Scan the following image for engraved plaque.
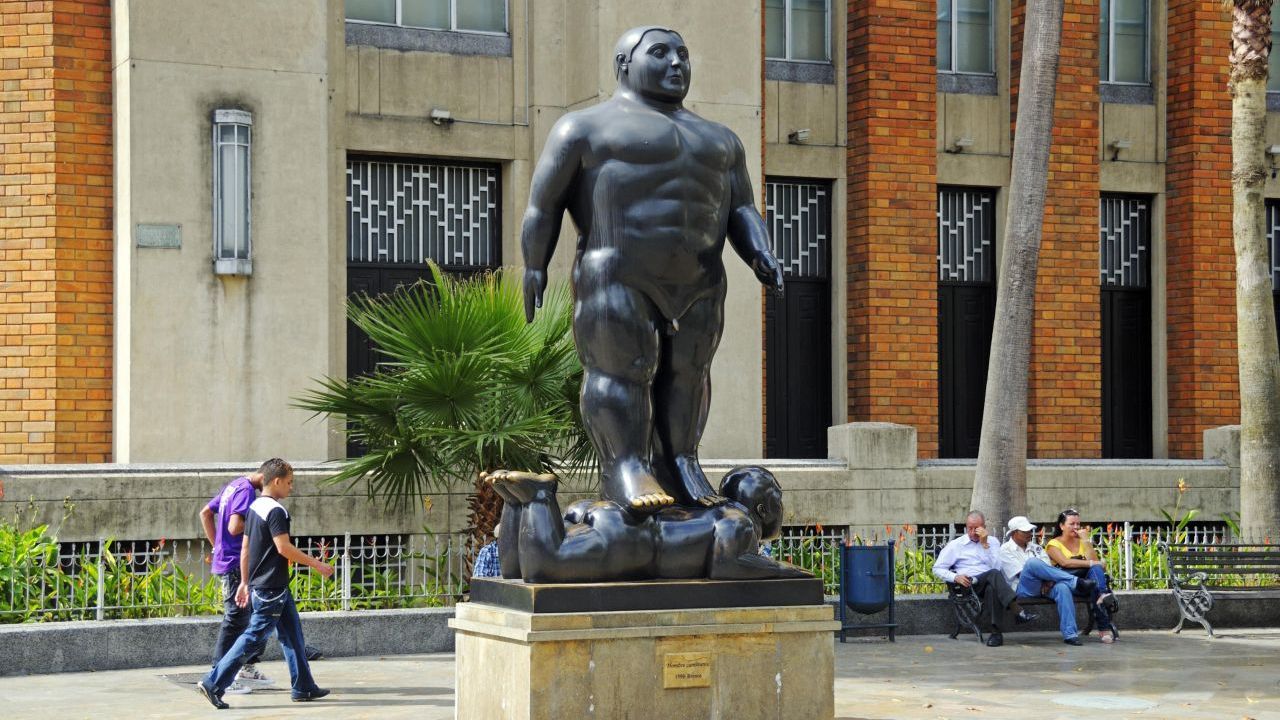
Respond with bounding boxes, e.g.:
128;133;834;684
135;223;181;248
662;652;711;689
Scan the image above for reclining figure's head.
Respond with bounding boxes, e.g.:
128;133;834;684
719;465;784;540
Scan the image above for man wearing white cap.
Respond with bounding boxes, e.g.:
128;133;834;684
999;516;1096;646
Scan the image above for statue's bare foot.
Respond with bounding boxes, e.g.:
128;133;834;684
674;454;729;507
485;469;558;505
610;459;675;514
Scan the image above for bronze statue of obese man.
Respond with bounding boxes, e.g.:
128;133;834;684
521;26;784;514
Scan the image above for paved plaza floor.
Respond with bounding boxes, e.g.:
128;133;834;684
1;628;1276;719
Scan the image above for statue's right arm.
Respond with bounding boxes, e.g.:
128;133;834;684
521;116;585;322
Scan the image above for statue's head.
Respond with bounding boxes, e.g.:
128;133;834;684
720;466;784;540
613;26;691;104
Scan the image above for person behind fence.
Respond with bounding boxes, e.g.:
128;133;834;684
932;510;1037;647
998;515;1097;646
198;459;275;694
472;525;501;578
1045;508;1119;643
197;459;335;710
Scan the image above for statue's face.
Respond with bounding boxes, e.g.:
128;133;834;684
624;30;691;103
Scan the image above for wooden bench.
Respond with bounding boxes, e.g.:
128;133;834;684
1160;542;1280;637
947;581;1097;643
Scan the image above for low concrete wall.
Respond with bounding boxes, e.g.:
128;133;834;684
0;607;456;677
0;424;1242;540
3;588;1277;676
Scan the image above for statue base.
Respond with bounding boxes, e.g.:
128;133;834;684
469;576;824;613
450;592;839;720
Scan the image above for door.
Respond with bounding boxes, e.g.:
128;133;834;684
1100;195;1153;458
764;179;832;459
937;188;997;458
345;157;502;455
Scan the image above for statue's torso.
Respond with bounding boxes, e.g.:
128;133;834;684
566;100;738;318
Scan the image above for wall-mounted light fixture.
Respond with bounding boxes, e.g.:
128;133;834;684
787;128;811;144
1266;144;1280;179
212;109;252;276
430;108;454;126
1108;139;1132;161
946;136;974;153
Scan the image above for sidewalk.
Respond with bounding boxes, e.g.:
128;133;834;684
1;629;1276;719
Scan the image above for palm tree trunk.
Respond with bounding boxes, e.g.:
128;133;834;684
971;0;1064;530
1229;0;1280;538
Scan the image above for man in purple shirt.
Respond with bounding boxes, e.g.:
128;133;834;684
199;460;273;691
932;510;1037;647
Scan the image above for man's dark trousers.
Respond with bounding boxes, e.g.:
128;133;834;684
212;569;263;667
971;569;1016;631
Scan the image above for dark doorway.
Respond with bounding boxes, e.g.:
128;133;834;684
937;188;997;458
345;264;437;381
1100;195;1153;458
764;179;832;459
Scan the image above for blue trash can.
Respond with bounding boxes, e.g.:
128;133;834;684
838;539;896;641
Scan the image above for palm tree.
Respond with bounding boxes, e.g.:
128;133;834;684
971;0;1064;529
296;264;594;550
1226;0;1280;537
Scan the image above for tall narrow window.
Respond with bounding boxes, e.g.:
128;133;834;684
1265;200;1280;348
346;0;507;34
1100;195;1153;458
765;0;830;62
937;187;996;458
1270;11;1280;92
1101;0;1149;84
938;0;993;75
212;109;252;276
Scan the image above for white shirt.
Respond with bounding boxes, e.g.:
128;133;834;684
932;534;1000;584
998;537;1049;588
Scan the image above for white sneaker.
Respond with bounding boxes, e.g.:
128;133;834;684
223;680;252;695
237;664;275;687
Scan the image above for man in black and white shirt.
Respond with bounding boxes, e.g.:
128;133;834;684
197;459;334;709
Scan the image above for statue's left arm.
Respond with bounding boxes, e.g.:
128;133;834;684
725;133;784;294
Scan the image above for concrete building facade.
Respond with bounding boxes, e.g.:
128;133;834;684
1;0;1267;469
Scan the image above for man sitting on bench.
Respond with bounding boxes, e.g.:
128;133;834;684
998;515;1096;646
933;511;1037;647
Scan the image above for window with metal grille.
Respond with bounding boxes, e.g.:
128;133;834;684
1266;200;1280;290
1099;195;1150;288
937;187;995;283
764;179;830;279
346;158;501;268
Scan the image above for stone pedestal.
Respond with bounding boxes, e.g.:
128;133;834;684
450;601;839;720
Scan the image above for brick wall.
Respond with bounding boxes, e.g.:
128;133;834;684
1025;0;1103;457
0;0;112;463
1166;0;1237;458
846;0;939;456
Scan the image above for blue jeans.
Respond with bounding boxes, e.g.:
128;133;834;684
1016;559;1081;639
202;587;319;697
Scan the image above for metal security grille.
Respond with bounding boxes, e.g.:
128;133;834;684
937;188;995;283
764;179;830;279
1100;195;1150;288
346;158;500;267
1266;200;1280;289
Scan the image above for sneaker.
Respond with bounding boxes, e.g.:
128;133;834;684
1063;636;1083;646
291;688;331;702
195;681;229;710
237;664;275;687
224;681;252;695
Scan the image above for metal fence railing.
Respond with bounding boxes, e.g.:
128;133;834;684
5;523;1273;623
0;533;475;624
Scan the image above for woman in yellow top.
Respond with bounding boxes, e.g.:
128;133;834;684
1045;509;1119;643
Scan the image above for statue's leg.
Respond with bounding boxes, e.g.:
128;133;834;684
486;477;523;580
654;290;727;507
575;284;674;513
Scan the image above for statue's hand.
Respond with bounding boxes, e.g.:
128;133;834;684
523;268;547;323
752;254;784;296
